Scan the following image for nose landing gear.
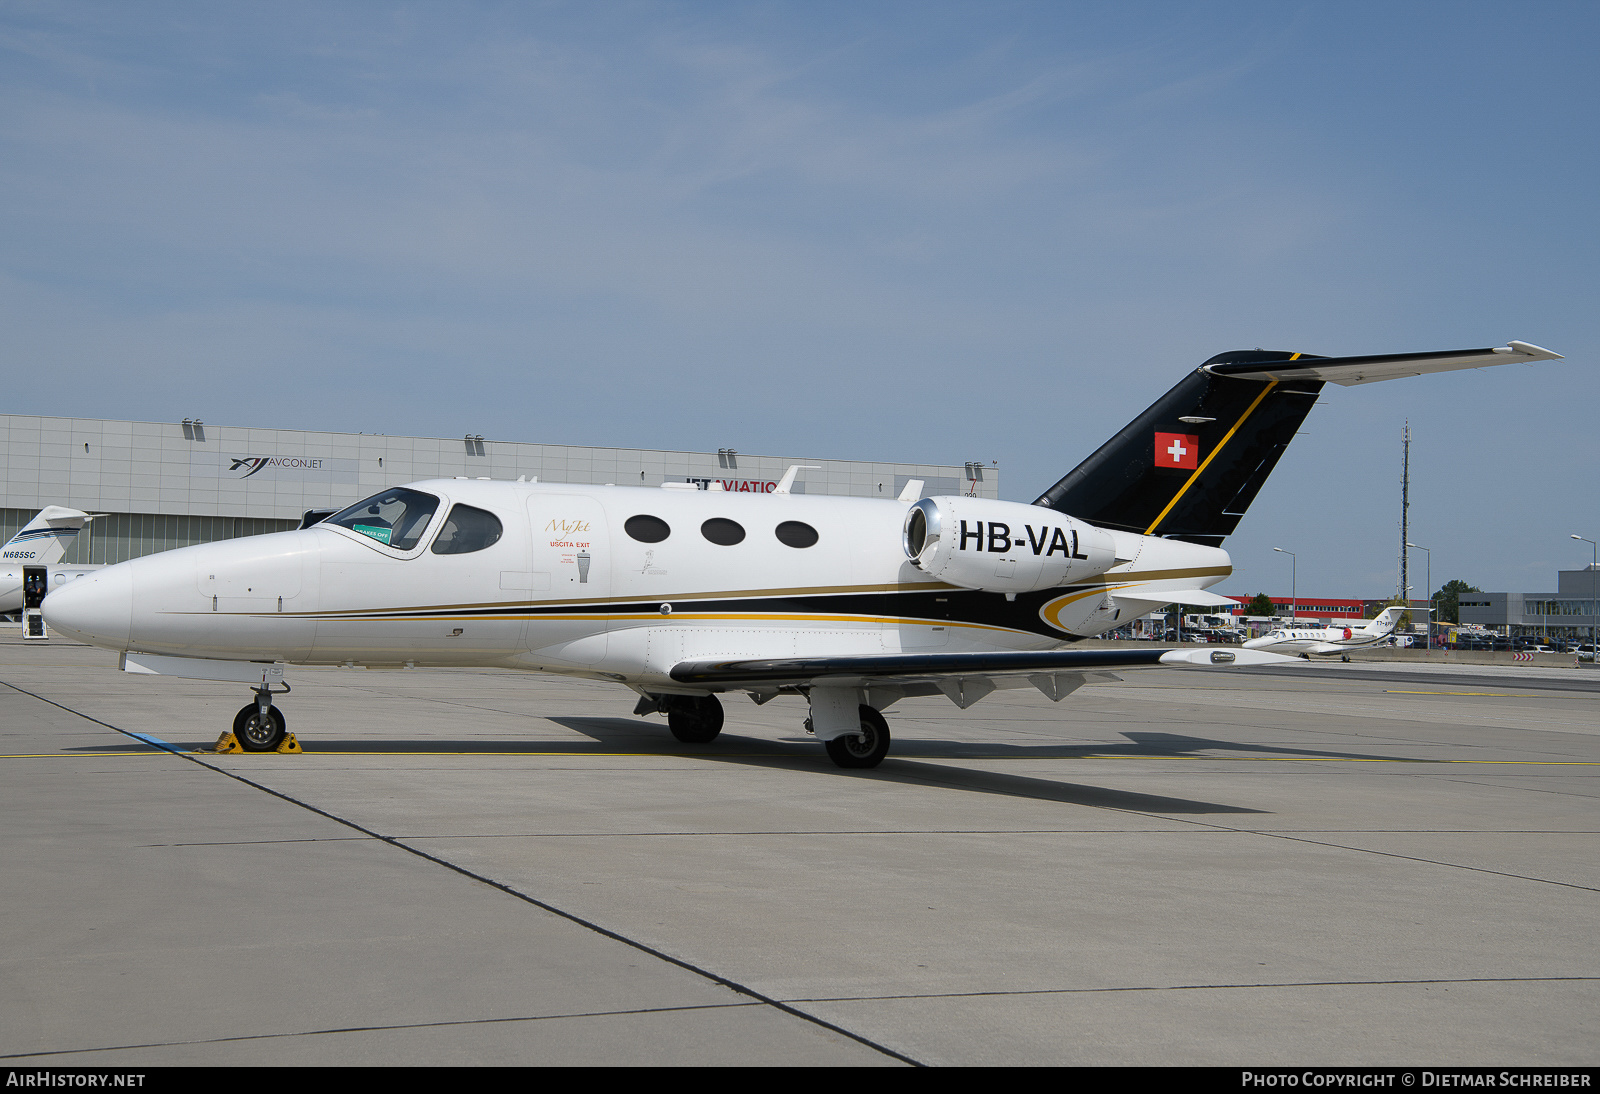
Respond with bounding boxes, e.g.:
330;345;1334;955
229;682;293;752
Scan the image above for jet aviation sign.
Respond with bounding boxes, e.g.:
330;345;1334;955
685;478;784;493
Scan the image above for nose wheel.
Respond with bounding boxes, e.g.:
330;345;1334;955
232;683;291;752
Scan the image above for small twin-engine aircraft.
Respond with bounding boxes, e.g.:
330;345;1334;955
1;506;98;616
44;340;1560;767
1243;606;1409;660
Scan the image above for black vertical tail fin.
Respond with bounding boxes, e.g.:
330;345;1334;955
1034;352;1324;547
1033;341;1561;548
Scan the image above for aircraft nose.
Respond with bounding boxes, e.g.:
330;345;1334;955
43;564;133;649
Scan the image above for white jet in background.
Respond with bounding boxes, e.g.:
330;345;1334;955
1;506;99;617
1243;606;1409;660
44;340;1562;767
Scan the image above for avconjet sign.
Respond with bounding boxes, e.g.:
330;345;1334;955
190;452;359;484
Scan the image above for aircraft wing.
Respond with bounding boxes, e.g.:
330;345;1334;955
671;646;1295;703
1203;341;1562;387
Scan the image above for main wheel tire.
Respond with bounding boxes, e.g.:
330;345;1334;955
233;702;287;752
824;705;891;769
667;695;724;744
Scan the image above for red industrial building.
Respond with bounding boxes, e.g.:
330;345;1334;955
1223;596;1426;621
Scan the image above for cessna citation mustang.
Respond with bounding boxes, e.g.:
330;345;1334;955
44;340;1561;767
1243;606;1408;660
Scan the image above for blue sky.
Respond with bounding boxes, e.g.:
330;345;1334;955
2;1;1596;598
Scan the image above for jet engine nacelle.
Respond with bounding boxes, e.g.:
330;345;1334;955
902;497;1116;594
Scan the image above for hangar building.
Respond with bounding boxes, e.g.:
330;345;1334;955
0;414;997;565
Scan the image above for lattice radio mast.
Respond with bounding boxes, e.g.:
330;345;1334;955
1397;421;1410;602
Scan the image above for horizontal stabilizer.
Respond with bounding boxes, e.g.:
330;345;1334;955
1204;341;1562;387
1140;589;1239;608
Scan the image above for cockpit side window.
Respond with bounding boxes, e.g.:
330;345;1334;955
327;488;441;551
432;504;504;555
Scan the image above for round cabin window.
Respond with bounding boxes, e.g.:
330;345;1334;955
701;518;746;546
624;515;671;543
775;520;819;548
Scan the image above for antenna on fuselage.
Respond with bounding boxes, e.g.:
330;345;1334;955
774;465;821;495
895;480;924;503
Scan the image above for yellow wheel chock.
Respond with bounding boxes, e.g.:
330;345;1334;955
207;732;302;754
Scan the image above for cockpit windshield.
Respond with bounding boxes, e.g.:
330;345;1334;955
326;488;440;551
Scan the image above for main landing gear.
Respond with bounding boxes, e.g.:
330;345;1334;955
635;692;891;769
820;706;892;770
668;695;724;743
232;682;291;752
660;694;724;743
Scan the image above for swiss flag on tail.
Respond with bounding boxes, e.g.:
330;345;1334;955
1155;432;1199;470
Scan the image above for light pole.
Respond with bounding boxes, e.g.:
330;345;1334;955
1406;542;1431;649
1574;536;1597;664
1273;547;1296;623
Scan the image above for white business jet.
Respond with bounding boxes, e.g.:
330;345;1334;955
1;506;98;615
44;340;1561;767
1243;606;1408;660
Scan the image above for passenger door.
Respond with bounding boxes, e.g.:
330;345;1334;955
525;495;611;663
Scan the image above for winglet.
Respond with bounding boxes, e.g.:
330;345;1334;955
1501;341;1563;362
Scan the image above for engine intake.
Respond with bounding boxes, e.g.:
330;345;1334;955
903;497;1115;594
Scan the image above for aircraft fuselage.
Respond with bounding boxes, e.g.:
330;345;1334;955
44;478;1230;691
